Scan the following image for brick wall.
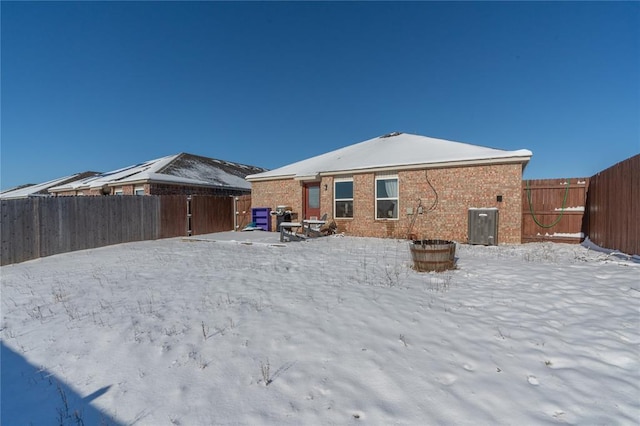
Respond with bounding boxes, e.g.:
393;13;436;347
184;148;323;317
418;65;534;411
148;183;249;197
400;164;521;243
250;179;305;230
251;162;524;243
54;183;249;197
120;185;135;195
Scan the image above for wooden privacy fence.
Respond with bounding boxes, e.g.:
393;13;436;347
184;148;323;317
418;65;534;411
1;195;238;266
234;194;252;231
522;178;590;244
583;154;639;256
160;195;190;239
189;195;234;236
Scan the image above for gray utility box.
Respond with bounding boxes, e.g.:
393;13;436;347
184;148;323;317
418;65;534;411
468;208;499;245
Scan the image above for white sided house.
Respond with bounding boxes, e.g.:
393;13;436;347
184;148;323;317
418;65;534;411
246;132;532;244
50;153;267;197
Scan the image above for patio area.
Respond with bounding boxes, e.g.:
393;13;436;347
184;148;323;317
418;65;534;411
184;229;286;245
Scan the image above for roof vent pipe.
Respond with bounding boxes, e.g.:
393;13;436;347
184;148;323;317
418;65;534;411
381;132;402;138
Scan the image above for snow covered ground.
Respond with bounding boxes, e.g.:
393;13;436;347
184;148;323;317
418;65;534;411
1;232;638;425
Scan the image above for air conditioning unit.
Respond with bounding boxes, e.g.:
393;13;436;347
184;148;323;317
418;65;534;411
468;208;498;245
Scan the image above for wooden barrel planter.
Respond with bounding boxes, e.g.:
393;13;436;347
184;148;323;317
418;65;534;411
410;240;456;272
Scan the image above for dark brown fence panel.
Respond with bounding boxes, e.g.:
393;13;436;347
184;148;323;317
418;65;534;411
191;196;234;235
159;195;188;238
234;195;252;231
522;178;590;244
584;155;639;255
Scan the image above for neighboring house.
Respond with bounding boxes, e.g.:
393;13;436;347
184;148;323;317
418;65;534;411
49;153;267;197
0;172;99;200
246;132;533;244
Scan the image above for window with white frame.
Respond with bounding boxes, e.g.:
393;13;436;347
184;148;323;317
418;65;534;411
134;186;145;195
334;179;353;218
114;187;123;195
375;175;398;219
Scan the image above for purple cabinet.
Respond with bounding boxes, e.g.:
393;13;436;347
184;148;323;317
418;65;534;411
251;208;272;231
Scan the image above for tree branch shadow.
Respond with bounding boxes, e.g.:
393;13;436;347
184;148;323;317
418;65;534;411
1;341;123;425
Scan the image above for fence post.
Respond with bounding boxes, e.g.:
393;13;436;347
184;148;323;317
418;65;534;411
187;195;192;236
33;198;41;260
233;196;238;231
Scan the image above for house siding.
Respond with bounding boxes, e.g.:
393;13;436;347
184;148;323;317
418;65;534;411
251;163;523;243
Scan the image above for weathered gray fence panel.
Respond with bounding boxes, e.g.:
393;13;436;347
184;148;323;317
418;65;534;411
1;195;233;265
1;196;161;266
1;199;36;264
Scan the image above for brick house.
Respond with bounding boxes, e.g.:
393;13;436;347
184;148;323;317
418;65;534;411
246;132;532;244
49;153;267;197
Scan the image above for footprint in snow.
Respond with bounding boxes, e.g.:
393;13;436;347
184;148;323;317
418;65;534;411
435;374;457;386
527;375;539;385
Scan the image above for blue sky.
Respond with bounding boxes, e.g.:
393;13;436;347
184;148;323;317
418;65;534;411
1;1;638;190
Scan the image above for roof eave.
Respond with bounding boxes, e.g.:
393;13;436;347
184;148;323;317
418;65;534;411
51;178;243;192
49;185;86;193
246;173;297;183
94;178;152;188
248;155;532;182
293;174;320;181
108;177;250;191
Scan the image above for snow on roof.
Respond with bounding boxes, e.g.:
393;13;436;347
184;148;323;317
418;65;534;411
246;132;533;181
157;154;264;189
49;154;178;191
0;173;98;200
49;153;267;192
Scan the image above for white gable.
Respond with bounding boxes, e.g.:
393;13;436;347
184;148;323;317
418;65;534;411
246;132;532;181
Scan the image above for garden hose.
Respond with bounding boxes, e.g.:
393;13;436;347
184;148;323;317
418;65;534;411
526;179;569;228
